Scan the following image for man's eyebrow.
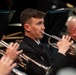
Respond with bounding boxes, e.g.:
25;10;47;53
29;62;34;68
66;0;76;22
36;21;43;25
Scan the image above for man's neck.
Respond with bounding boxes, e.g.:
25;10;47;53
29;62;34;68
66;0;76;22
25;33;40;45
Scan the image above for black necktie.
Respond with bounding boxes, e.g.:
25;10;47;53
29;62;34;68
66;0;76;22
39;43;45;53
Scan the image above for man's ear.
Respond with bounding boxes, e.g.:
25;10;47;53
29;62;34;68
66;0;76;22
24;24;31;32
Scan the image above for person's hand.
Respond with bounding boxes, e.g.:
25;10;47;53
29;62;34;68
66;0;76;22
0;56;17;75
57;35;74;55
5;42;23;61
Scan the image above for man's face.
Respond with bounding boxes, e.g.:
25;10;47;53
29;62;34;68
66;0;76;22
68;27;76;41
25;18;45;40
67;19;76;41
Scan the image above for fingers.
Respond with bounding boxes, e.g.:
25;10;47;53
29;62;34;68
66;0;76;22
62;35;71;41
0;55;6;61
5;42;22;61
0;56;17;70
0;56;14;65
69;40;74;46
57;35;74;55
62;35;74;44
7;42;19;50
11;42;19;50
16;50;23;55
10;63;17;70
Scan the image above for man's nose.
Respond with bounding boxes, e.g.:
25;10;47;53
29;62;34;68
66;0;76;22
42;24;45;30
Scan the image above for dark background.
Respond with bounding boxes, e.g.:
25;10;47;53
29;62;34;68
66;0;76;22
0;0;76;23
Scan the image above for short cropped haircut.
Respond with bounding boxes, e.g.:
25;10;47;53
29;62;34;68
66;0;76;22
20;8;45;26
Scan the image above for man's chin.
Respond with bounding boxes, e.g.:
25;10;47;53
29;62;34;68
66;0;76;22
39;36;43;39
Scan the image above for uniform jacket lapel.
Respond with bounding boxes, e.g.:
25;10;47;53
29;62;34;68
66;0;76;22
23;36;52;66
23;36;45;56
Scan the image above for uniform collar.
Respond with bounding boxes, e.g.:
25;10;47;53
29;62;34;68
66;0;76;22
34;40;41;45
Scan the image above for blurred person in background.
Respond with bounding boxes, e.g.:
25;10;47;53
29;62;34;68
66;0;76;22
56;67;76;75
65;16;76;68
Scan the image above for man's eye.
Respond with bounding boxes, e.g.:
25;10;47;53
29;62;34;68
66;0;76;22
36;21;43;25
37;22;42;25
